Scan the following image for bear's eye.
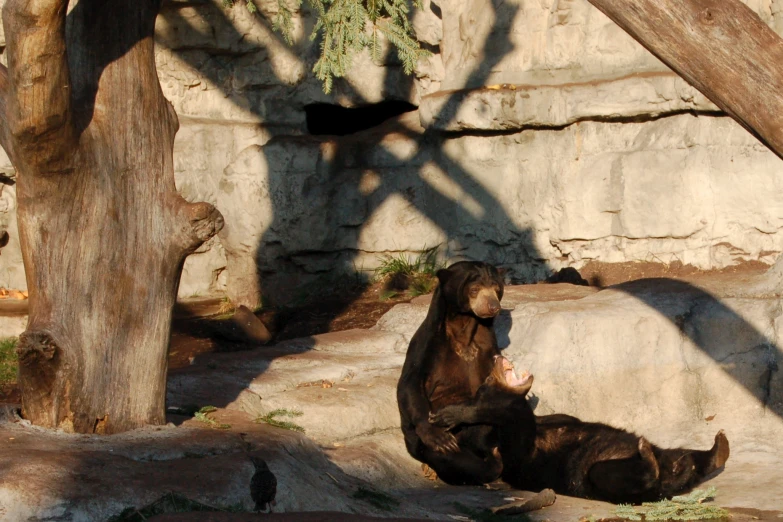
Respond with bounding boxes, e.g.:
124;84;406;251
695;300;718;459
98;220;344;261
469;287;479;297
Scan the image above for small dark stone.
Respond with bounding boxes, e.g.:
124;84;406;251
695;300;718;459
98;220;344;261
545;267;589;286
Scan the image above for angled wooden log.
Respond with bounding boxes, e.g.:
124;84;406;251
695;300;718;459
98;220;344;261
586;0;783;157
586;0;783;292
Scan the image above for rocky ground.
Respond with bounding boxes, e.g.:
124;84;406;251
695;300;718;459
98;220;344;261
2;266;783;521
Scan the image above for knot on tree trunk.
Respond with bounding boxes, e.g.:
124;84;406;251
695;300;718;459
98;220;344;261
17;331;59;367
17;330;67;429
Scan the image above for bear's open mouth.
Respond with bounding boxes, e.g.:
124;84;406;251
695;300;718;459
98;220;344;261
494;356;532;388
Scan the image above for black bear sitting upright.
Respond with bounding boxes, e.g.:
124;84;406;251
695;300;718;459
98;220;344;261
430;356;730;503
397;261;506;485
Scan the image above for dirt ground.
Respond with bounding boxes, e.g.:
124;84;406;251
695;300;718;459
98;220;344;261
0;260;770;405
578;259;769;287
160;259;773;372
167;282;415;370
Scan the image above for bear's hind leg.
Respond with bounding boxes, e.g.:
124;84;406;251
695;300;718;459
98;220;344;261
694;430;730;476
421;446;503;486
585;438;661;503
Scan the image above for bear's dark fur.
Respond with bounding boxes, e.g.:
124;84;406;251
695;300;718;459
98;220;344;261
397;261;506;485
430;356;730;503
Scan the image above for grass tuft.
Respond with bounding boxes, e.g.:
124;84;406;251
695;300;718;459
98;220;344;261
379;290;399;301
255;408;305;433
374;246;443;300
193;405;231;430
374;245;441;279
0;337;19;385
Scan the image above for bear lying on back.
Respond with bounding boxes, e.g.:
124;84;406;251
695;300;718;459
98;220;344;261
397;261;506;485
430;356;730;503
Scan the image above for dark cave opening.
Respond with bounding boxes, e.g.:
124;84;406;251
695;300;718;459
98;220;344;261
305;100;418;136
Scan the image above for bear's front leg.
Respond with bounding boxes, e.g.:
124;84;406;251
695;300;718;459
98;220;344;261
416;421;461;453
429;404;480;430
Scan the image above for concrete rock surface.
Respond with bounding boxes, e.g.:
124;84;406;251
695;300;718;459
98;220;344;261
4;279;783;519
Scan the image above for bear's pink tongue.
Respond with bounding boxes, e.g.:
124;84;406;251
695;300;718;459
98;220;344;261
504;366;531;387
495;356;532;387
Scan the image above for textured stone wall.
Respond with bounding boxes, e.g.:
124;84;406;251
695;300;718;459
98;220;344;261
1;0;783;306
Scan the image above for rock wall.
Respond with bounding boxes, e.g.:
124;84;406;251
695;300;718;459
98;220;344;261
1;0;783;305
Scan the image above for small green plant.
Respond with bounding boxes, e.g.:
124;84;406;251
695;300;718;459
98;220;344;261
351;487;400;512
613;487;729;521
194;406;231;430
0;337;19;385
255;408;305;432
374;246;443;299
379;289;399;301
409;273;437;297
453;502;532;522
374;246;438;279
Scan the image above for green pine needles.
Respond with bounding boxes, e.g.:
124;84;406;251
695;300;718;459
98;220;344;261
194;405;232;429
255;408;306;432
222;0;258;14
613;487;729;521
224;0;430;93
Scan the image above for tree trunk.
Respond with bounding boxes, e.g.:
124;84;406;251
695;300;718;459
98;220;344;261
0;0;223;434
585;0;783;292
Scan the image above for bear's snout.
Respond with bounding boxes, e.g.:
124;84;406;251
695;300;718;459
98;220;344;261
470;288;502;318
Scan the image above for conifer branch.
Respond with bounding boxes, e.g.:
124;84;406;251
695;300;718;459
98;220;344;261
224;0;430;93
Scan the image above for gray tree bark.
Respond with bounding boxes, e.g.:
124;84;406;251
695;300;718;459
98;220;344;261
586;0;783;294
0;0;223;433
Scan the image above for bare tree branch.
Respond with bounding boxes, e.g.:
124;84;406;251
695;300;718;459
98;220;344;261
586;0;783;160
3;0;74;172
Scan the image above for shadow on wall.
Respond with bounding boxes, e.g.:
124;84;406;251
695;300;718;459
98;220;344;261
157;0;546;306
615;279;782;420
158;0;781;430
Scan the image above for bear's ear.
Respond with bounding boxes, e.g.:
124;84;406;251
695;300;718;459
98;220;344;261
436;268;451;285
